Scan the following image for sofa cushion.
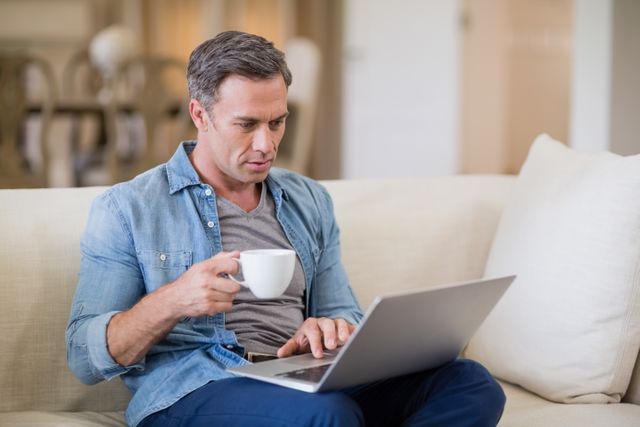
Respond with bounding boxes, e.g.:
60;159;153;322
498;381;640;426
466;134;640;403
0;411;125;426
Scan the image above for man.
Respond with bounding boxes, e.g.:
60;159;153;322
66;31;505;426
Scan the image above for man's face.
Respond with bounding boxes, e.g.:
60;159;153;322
194;74;288;188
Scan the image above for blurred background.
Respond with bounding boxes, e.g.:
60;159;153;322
0;0;638;188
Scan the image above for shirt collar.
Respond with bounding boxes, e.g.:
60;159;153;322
166;141;291;202
265;170;290;205
166;141;202;194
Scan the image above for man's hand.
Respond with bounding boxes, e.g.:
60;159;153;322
277;317;357;359
166;250;242;318
107;251;241;367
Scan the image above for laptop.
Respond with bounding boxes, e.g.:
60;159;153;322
227;275;515;392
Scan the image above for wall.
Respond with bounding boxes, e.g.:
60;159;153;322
569;0;613;152
460;0;573;175
341;0;460;179
609;0;640;156
459;0;509;173
504;0;572;173
570;0;640;155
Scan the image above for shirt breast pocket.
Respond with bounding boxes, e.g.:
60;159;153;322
137;249;193;290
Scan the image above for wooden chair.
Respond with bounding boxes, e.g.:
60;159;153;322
62;49;103;99
0;53;56;188
61;49;107;186
103;55;191;183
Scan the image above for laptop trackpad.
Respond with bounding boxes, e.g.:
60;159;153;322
275;363;332;383
281;352;337;366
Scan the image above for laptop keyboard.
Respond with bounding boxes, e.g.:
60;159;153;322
275;363;332;383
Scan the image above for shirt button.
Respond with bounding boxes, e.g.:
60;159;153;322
226;345;234;350
207;221;214;228
205;189;212;196
159;253;167;261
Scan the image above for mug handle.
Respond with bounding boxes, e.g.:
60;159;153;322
227;258;249;287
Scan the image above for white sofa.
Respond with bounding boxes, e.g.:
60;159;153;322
1;175;639;426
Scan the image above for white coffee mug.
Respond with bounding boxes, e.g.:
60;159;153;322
229;249;296;298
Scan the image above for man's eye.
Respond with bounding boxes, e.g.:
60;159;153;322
238;122;255;130
269;120;284;130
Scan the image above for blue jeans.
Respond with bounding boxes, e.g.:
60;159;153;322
138;359;506;427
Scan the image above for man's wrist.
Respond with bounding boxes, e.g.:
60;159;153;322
146;282;186;324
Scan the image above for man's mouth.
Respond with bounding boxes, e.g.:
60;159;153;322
246;159;273;171
247;158;272;165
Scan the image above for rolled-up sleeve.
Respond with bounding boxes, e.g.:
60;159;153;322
66;190;145;384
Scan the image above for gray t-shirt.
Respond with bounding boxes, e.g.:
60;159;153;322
219;183;305;355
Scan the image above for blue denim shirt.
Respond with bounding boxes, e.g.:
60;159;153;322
66;141;363;426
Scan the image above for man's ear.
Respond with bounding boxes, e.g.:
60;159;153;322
189;99;211;132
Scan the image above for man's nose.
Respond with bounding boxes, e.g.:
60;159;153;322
252;125;276;153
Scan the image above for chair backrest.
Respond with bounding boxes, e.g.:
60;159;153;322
0;53;56;188
275;37;322;175
62;49;104;101
105;55;191;183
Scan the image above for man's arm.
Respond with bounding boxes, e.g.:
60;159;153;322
106;252;241;367
66;192;240;383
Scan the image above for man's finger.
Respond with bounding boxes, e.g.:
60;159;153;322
203;251;241;275
336;319;353;344
300;320;325;358
209;276;241;294
318;317;338;350
207;288;239;302
277;338;298;358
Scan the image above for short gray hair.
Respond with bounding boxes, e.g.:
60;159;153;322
187;31;292;112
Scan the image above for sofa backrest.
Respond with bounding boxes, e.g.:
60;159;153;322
323;176;513;309
1;175;638;412
0;186;131;412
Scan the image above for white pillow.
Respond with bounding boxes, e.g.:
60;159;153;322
466;134;640;403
